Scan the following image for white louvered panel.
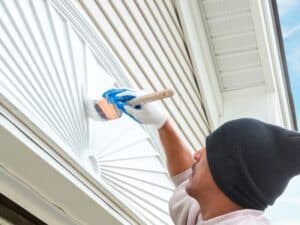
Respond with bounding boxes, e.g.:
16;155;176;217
78;0;210;150
104;178;170;225
212;32;257;54
216;50;261;72
203;0;250;19
120;0;209;145
80;1;152;90
101;167;174;195
0;0;88;153
221;67;265;91
0;0;175;224
89;116;174;225
93;0;203;148
131;0;208;133
207;12;254;37
104;170;171;201
112;0;208;143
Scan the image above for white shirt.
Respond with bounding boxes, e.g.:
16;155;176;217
169;168;271;225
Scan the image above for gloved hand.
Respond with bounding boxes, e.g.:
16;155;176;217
102;88;168;129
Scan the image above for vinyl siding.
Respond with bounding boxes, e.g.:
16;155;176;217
78;0;210;150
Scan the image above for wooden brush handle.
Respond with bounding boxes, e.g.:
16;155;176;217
129;89;174;105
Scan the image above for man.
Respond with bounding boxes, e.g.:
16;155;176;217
103;88;300;225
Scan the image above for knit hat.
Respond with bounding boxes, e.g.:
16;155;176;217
206;118;300;210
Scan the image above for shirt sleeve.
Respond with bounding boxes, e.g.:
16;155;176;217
169;168;200;225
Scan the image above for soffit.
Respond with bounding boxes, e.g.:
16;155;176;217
199;0;265;91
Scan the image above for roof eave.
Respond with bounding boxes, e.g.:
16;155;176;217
270;0;298;130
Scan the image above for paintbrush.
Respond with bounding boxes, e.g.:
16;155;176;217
86;89;174;121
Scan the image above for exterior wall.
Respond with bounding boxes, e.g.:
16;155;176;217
219;86;283;126
1;0;295;224
0;118;131;225
175;0;296;130
77;0;210;149
0;0;210;224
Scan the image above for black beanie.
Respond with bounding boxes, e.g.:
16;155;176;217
206;118;300;210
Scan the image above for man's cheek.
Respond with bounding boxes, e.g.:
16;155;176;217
186;178;193;195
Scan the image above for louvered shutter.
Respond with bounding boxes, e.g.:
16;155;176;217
0;0;210;224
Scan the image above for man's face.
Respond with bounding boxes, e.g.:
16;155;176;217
186;148;217;199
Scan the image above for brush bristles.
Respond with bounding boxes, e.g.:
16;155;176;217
85;99;121;121
97;99;120;120
85;99;107;121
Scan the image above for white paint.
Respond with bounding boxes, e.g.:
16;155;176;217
85;51;116;100
176;0;295;129
219;86;267;124
250;0;295;129
219;84;287;127
0;0;176;224
0;167;78;225
78;0;210;150
0;113;134;225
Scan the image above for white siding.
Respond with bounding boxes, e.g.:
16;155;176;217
78;0;210;149
0;0;210;224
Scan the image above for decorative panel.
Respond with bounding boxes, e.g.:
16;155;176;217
0;0;88;154
78;0;210;150
0;0;175;224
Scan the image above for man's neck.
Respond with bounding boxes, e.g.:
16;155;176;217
197;193;242;220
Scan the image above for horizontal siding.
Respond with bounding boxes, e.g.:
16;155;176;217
78;0;210;149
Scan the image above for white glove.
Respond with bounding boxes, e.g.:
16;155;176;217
102;88;168;129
